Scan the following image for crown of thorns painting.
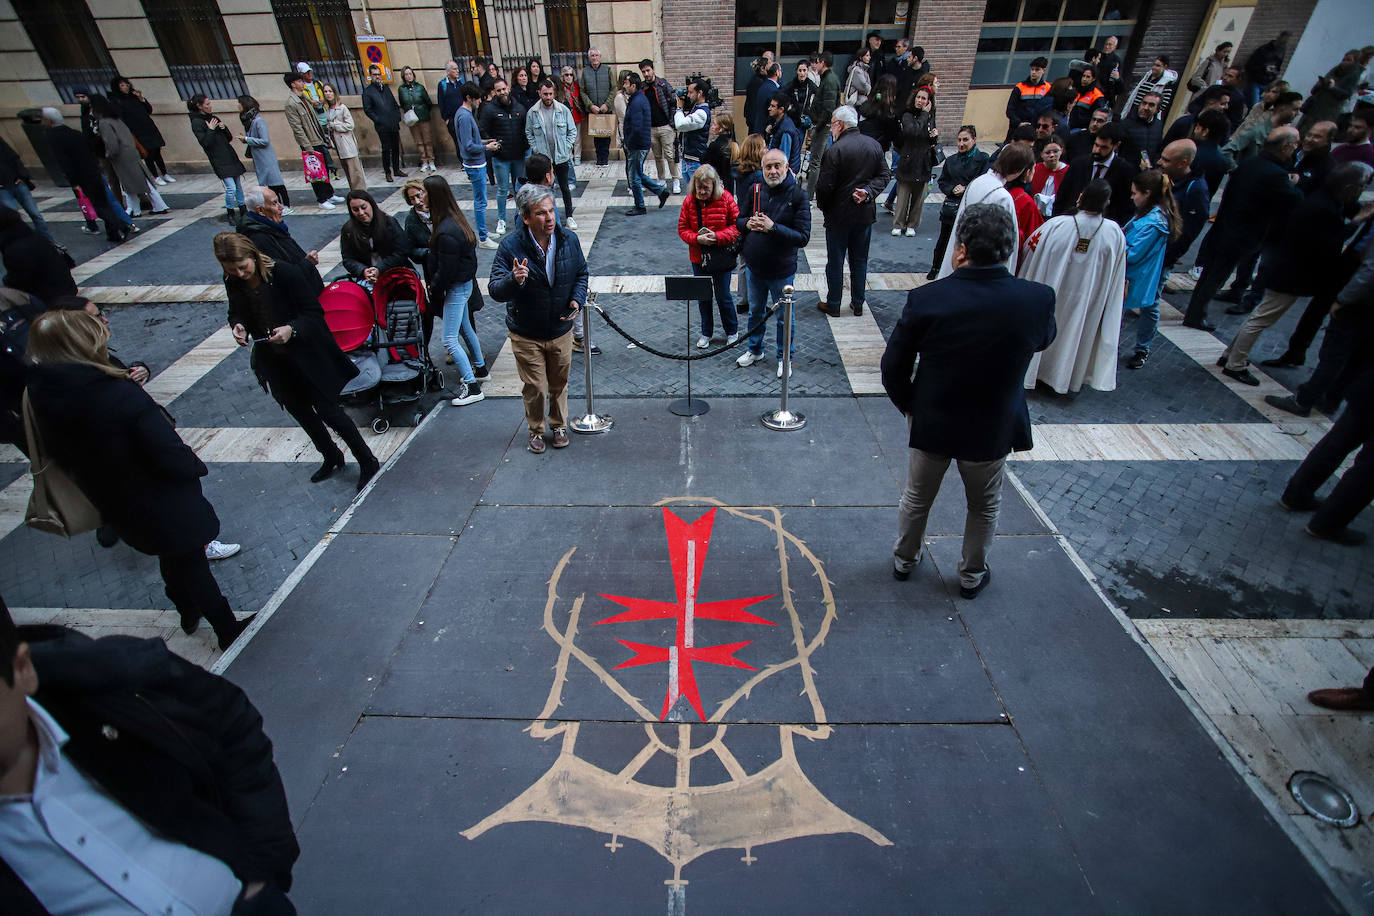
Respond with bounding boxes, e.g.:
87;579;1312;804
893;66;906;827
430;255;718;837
463;498;891;902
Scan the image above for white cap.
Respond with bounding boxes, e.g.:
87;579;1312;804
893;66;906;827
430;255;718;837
296;62;312;74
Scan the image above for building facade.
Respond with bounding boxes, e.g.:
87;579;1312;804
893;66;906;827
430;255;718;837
0;0;1334;174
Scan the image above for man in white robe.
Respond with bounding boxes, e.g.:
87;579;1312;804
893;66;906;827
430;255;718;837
935;144;1036;278
1019;179;1127;394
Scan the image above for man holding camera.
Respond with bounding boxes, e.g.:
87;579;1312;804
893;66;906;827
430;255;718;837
674;78;713;186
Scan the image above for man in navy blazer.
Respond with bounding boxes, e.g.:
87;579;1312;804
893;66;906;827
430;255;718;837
880;203;1057;598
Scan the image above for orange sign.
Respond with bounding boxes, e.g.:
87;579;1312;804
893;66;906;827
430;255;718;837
356;35;392;80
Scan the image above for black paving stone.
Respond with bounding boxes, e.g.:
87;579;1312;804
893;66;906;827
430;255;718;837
49;216;174;266
104;300;227;377
588;205;811;275
925;534;1337;912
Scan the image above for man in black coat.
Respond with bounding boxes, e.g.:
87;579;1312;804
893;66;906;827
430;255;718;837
1182;126;1302;330
814;106;890;317
361;64;406;181
0;599;299;914
40;108;133;243
1119;90;1165;166
239;186;323;294
1052;122;1138;224
881;203;1056;598
1218;164;1371;384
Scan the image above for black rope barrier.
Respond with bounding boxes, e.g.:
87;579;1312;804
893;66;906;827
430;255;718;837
589;301;781;361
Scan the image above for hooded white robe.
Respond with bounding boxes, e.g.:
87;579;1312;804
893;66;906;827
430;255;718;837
935;171;1018;278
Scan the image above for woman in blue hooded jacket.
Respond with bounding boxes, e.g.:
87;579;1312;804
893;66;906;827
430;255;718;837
1123;169;1179;370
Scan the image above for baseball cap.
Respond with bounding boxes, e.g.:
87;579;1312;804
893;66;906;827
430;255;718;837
296;62;312;74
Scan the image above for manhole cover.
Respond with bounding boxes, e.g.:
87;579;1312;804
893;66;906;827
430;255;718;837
1288;771;1361;827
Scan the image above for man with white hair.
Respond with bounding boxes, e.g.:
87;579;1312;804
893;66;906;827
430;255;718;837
238;186;323;292
814;104;890;317
40;108;134;243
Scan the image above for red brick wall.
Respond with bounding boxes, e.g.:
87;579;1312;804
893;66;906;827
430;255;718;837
1232;0;1318;84
662;0;738;96
1114;0;1210;119
909;0;987;139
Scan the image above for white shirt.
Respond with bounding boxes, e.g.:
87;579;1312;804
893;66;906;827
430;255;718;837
1091;151;1117;180
0;698;242;916
527;228;556;284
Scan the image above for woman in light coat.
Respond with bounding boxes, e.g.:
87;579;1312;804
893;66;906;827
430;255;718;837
323;84;366;191
845;49;873;107
236;94;289;210
90;95;167;218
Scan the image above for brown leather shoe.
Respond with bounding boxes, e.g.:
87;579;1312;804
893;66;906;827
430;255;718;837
550;427;569;448
528;432;547;454
1307;687;1374;711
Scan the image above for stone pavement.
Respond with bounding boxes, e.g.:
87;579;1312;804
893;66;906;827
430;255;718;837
2;159;1371;909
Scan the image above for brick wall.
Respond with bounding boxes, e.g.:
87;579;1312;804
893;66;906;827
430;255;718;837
1232;0;1318;84
909;0;986;139
661;0;737;96
1116;0;1210;119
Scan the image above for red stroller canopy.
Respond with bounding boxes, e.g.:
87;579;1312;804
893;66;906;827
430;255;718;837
320;280;374;352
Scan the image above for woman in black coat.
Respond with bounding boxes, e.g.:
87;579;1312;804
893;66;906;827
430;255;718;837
891;84;938;236
214;232;379;490
423;176;485;406
0;207;76;306
110;75;171;183
340;190;413;285
24;309;251;649
188;94;246;225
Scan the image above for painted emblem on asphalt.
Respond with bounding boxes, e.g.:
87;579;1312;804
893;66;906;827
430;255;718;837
463;498;891;907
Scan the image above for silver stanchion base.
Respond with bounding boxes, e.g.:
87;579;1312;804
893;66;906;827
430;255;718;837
761;408;806;431
669;397;710;417
570;413;614;434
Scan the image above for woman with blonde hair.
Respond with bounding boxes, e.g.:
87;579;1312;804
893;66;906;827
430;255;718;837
213;232;378;488
24;308;252;649
677;164;741;347
703;111;738;191
323;83;366;191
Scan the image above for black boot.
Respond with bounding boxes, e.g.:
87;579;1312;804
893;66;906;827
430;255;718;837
225;208;238;226
310;447;346;482
237;205;247;225
334;423;379;491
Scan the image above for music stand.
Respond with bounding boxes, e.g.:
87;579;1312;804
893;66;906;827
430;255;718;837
665;275;714;417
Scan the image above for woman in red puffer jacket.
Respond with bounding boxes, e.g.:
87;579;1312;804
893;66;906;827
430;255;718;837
677;164;741;348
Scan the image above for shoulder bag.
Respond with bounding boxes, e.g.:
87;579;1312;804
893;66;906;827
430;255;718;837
22;392;101;537
695;200;740;274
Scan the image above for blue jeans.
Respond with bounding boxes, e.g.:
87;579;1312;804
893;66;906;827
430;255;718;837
825;222;872;311
464;166;489;240
884;149;900;203
101;177;132;227
681;160;700;186
626;148;664;209
691;262;737;337
745;268;795;358
222;177;244;209
492;158;523;223
0;182;51;241
1134;298;1161;355
443;280;484;383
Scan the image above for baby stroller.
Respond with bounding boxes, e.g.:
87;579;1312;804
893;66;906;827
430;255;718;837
321;267;444;433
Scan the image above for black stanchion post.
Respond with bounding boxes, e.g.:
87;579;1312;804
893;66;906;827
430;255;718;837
665;276;714;417
762;284;806;431
571;291;612;434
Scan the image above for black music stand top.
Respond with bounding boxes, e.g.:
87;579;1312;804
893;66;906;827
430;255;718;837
664;275;714;303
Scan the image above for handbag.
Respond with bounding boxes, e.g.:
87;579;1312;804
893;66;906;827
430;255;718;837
402;109;420;127
22;392;101;537
468;283;484;313
588;113;615;138
695;200;740;274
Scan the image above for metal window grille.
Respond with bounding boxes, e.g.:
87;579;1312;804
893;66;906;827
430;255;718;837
442;0;492;61
12;0;118;103
971;0;1139;88
544;0;589;57
490;0;539;68
142;0;249;100
733;0;905;96
270;0;364;95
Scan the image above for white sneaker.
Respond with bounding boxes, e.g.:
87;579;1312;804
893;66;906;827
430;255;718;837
329;195;346;204
318;200;336;209
696;335;710;349
163;174;176;182
672;179;681;194
1189;265;1203;280
736;350;759;367
566;216;578;229
776;361;793;379
496;219;506;236
205;539;241;561
479;238;499;250
904;228;917;237
726;332;740;345
891;228;901;236
154;176;167;186
451;380;485;406
281;206;295;216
